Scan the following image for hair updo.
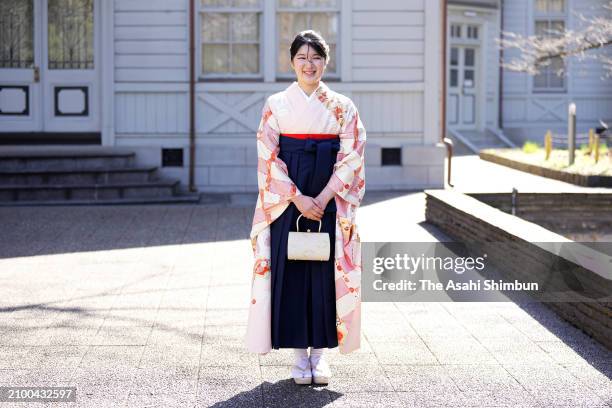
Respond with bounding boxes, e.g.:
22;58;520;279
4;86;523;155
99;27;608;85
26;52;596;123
289;30;330;64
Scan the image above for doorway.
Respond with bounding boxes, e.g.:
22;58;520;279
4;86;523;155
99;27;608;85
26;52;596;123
448;45;479;130
0;0;101;136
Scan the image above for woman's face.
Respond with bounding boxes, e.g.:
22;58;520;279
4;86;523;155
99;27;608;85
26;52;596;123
290;43;326;86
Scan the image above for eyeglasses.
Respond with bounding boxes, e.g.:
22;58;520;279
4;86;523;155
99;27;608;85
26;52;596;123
293;56;325;65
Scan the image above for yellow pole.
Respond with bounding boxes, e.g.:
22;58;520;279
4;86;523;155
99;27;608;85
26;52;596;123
594;134;600;163
545;130;552;160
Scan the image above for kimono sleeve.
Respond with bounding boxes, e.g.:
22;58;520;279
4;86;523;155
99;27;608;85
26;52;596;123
325;101;366;207
252;98;303;232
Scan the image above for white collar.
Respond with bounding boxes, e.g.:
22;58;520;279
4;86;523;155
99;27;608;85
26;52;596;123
293;81;324;102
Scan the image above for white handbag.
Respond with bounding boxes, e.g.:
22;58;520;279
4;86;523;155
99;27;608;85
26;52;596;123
287;214;330;261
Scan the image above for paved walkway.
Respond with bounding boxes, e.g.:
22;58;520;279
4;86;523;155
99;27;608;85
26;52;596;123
0;156;610;407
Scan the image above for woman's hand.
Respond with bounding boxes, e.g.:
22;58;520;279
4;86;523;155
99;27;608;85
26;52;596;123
292;195;324;221
314;186;335;212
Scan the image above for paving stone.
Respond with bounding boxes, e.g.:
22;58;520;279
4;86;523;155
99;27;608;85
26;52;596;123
138;344;201;370
331;392;404;407
71;367;139;398
530;389;609;407
562;361;612;403
78;345;144;369
129;367;198;396
91;325;152;346
126;392;196;407
382;364;459;393
502;362;591;393
422;338;498;365
198;365;262;390
369;341;438;365
443;364;525;392
146;325;204;347
199;344;259;367
460;390;543;407
0;347;37;369
396;390;470;407
195;384;264;407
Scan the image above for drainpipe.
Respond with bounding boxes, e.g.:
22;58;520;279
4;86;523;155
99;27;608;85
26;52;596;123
441;0;454;187
498;0;504;130
188;0;196;192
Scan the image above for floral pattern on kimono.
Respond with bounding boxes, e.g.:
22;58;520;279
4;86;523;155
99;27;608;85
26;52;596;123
245;81;366;354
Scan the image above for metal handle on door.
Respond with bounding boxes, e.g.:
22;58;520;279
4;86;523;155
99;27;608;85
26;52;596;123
33;66;40;83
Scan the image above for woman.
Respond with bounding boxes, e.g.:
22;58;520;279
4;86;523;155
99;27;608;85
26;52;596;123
245;30;366;385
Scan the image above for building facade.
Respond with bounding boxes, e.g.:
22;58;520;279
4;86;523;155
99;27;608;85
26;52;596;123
0;0;446;193
447;0;612;147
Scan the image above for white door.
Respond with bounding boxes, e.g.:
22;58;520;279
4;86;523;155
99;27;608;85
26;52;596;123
0;0;100;134
447;45;478;130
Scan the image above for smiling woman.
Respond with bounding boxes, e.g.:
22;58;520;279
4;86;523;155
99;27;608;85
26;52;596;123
289;30;330;94
245;30;366;386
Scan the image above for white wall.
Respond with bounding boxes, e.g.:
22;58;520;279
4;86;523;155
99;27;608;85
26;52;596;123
112;0;445;192
351;0;425;82
114;0;189;83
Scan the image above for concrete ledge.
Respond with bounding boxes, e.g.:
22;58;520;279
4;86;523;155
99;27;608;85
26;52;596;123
480;150;612;187
425;189;612;351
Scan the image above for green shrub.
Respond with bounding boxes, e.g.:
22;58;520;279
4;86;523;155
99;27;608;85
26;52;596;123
522;141;539;154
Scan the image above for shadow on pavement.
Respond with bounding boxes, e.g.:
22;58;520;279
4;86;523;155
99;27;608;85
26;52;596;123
208;380;342;408
0;190;424;259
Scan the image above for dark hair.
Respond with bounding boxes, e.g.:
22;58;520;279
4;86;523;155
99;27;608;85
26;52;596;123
289;30;330;64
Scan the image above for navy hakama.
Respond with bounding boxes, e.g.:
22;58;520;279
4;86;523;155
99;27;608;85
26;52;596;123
270;135;340;349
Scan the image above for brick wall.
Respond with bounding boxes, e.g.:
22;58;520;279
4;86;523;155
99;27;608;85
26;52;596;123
471;192;612;235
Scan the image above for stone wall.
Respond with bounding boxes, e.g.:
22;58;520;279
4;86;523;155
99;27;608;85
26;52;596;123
425;189;612;351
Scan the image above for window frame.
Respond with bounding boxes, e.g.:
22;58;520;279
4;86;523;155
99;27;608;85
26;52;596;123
197;0;341;81
532;0;567;93
198;2;264;80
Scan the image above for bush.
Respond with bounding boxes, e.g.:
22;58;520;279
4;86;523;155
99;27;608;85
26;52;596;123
522;141;539;154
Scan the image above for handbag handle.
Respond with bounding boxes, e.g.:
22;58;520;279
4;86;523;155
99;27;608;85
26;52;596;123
296;214;322;233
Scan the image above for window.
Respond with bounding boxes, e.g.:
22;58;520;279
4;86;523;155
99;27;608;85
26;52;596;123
0;0;34;68
200;0;262;77
48;0;94;69
449;47;459;87
450;24;461;39
277;0;340;77
466;25;478;40
533;0;566;92
199;0;340;79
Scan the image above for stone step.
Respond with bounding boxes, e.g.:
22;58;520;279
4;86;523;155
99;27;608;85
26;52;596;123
0;166;158;185
0;147;136;171
0;180;180;202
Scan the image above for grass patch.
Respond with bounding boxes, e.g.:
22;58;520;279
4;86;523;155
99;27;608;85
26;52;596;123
486;144;611;176
522;141;540;154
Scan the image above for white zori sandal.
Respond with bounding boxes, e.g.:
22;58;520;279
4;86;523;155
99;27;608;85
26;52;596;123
309;348;331;385
291;349;312;385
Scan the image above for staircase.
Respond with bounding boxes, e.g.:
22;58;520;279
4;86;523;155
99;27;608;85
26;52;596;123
447;128;516;155
0;146;200;205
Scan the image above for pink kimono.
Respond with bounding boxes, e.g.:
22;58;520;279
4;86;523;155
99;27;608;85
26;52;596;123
245;80;366;354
